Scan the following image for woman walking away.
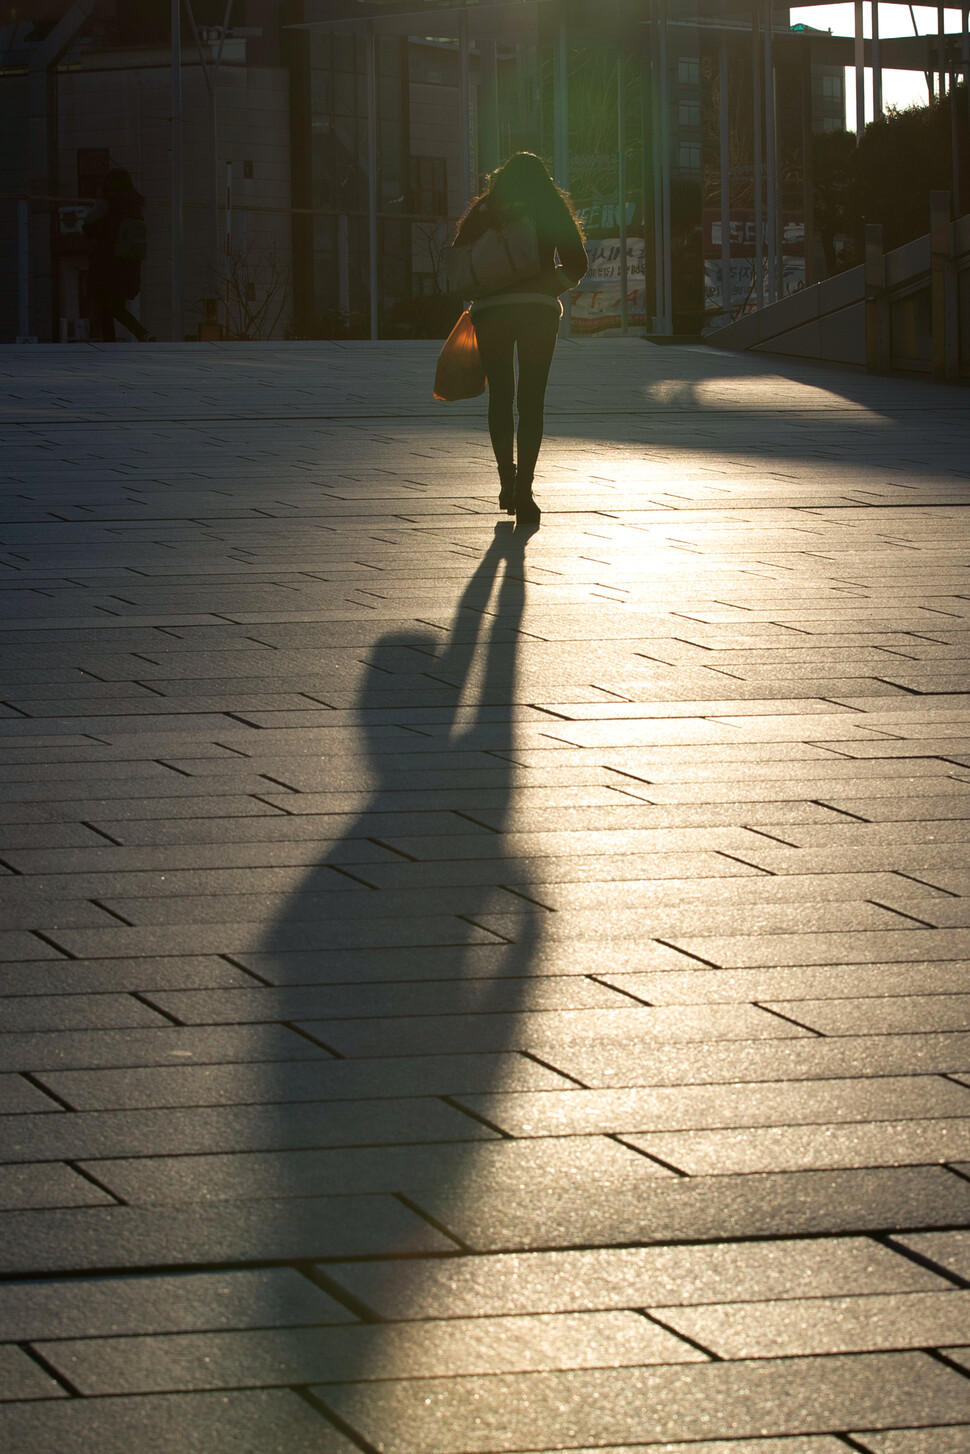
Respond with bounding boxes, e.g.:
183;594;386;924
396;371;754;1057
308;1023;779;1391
83;168;153;343
453;152;587;524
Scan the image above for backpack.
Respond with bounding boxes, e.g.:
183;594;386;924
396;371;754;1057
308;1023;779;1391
115;216;148;261
444;217;539;298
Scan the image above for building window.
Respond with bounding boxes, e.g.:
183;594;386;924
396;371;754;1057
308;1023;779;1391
77;147;110;201
677;57;699;86
822;116;844;132
821;73;842;98
243;159;254;179
678;100;700;128
411;156;448;216
677;142;701;170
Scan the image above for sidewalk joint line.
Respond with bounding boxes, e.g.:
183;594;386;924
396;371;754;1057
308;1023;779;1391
612;1135;688;1177
393;1193;470;1251
440;1094;513;1140
21;1071;75;1113
635;1307;721;1359
589;974;652;1006
294;1387;383;1452
754;1002;824;1036
219;954;274;986
18;1342;82;1398
878;1233;970;1289
865;899;937;928
520;1051;589;1088
283;1022;344;1058
67;1160;127;1206
29;930;75;960
132;991;183;1026
78;822;120;846
924;1347;970;1381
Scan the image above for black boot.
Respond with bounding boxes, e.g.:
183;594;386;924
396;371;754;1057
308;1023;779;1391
498;470;516;514
514;477;541;525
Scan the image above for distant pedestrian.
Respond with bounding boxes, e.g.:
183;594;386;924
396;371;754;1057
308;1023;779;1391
83;167;153;343
452;152;587;524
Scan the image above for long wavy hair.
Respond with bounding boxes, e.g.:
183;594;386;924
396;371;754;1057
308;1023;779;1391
460;151;584;238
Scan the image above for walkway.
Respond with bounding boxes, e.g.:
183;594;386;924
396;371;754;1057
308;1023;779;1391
0;337;969;1452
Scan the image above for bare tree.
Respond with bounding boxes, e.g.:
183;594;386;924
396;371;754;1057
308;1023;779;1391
219;236;290;340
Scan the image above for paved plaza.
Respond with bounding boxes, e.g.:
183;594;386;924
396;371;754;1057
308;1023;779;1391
0;336;969;1451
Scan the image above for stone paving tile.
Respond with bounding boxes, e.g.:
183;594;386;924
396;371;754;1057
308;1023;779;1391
311;1352;970;1451
452;1075;970;1136
0;1389;357;1454
0;1267;351;1340
658;1289;970;1358
623;1117;970;1175
323;1236;947;1319
545;1032;970;1088
37;1050;571;1111
4;344;970;1447
78;1136;672;1206
35;1309;704;1395
0;1192;453;1275
850;1431;970;1454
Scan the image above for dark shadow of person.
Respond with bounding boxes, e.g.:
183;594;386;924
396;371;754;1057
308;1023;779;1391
251;521;543;1399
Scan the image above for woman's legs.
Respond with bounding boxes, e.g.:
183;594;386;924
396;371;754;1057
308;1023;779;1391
513;308;559;488
100;294;148;343
472;311;517;494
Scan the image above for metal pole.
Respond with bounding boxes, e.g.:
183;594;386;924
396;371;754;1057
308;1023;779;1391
225;161;231;329
651;7;664;330
764;0;777;303
171;0;182;342
752;7;764;308
639;21;658;330
554;3;569;187
719;32;731;317
366;20;379;341
854;0;865;140
17;199;30;341
458;10;471;205
554;3;570;334
963;6;970;209
939;5;946;102
659;0;672;331
872;1;882;118
618;40;628;334
211;3;232;308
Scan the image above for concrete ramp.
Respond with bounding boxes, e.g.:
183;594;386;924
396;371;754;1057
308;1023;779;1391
709;211;970;379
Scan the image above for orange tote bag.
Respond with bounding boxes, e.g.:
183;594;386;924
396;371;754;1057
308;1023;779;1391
434;309;487;402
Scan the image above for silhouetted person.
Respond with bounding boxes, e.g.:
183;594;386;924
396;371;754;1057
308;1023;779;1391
83;167;153;343
453;152;588;524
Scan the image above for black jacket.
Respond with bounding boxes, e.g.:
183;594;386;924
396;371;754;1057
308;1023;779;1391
83;193;144;301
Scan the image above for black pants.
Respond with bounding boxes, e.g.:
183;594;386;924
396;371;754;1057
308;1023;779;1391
473;303;559;487
98;294;148;343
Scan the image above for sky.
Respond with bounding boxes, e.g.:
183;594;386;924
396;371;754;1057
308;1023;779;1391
790;2;966;130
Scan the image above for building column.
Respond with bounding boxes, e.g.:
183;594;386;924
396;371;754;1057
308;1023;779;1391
719;32;731;317
659;0;672;331
854;0;865;141
802;42;815;286
459;10;472;207
171;0;183;342
554;2;570;332
764;0;777;303
618;42;628;333
480;37;500;178
872;2;883;117
751;6;764;307
366;20;379;341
